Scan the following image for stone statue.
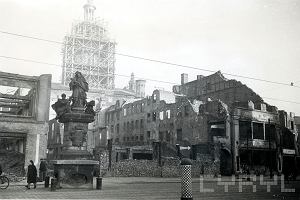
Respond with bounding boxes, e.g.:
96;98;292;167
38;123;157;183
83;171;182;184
85;100;95;116
95;97;102;112
52;93;71;119
69;71;89;108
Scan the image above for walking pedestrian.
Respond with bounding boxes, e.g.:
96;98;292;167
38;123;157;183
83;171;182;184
39;159;47;182
26;160;37;189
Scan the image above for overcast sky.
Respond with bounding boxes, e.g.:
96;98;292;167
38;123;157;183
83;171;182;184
0;0;299;114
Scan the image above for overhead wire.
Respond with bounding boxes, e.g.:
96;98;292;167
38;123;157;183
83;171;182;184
0;30;300;104
1;54;300;105
0;55;178;85
0;30;299;88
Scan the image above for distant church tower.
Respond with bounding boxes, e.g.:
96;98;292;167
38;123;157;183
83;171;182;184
127;73;146;98
128;73;136;91
61;0;116;89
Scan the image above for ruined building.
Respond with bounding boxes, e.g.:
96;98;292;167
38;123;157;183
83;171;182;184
105;71;299;176
0;71;51;175
104;89;214;162
173;72;299;176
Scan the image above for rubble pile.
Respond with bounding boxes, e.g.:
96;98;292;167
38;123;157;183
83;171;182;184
192;154;220;176
0;150;25;177
161;157;180;177
112;160;159;177
110;156;220;177
4;173;25;182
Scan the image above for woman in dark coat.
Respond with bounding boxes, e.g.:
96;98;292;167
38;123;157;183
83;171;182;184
26;160;37;189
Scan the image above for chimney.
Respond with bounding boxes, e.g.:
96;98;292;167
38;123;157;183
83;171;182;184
181;73;188;85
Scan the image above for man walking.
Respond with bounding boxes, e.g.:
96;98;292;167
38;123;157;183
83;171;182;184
39;159;47;182
26;160;37;189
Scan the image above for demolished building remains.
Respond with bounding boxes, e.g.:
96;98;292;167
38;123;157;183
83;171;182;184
0;71;51;176
105;71;299;177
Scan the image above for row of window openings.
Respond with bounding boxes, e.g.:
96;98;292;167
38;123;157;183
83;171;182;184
108;110;173;126
112;129;183;143
107;103;146;122
239;121;276;140
112;134;147;143
123;102;146;116
110;120;145;134
108;103;192;123
148;110;172;121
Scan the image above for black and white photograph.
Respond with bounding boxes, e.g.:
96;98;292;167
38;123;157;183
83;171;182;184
0;0;299;199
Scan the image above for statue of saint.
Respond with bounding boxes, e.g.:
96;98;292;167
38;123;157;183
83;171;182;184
69;71;89;108
51;93;71;119
85;100;96;116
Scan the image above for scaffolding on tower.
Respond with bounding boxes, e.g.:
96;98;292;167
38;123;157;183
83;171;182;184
61;0;116;90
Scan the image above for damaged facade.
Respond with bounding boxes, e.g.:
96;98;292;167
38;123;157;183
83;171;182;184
0;71;51;176
105;71;299;177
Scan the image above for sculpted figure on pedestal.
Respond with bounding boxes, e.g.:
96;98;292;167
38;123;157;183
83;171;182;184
85;100;96;116
51;93;71;119
69;71;89;108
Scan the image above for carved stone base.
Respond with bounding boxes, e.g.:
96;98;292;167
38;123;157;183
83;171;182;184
60;149;93;160
52;160;98;189
59;112;94;124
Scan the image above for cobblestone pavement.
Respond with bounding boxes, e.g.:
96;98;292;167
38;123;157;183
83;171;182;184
0;177;299;199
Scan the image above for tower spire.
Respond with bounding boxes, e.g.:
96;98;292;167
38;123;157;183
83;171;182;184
83;0;96;21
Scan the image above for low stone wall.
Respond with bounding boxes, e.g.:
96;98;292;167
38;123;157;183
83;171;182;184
110;155;220;177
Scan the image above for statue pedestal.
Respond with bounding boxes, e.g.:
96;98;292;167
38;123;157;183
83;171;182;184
59;149;93;160
58;112;95;157
53;160;99;189
53;109;96;189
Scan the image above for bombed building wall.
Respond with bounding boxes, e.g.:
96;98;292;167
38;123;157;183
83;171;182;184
277;111;299;178
231;103;280;174
0;71;51;175
105;90;178;147
157;98;207;146
104;72;299;176
173;71;264;108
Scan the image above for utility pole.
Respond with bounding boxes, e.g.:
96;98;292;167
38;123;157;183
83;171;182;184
268;119;273;178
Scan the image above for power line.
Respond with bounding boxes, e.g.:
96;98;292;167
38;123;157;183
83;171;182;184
0;30;61;44
0;30;299;88
1;54;300;105
1;31;300;104
0;55;178;85
0;55;61;67
262;97;300;105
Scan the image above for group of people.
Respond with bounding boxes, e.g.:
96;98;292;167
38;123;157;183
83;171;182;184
0;159;48;189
